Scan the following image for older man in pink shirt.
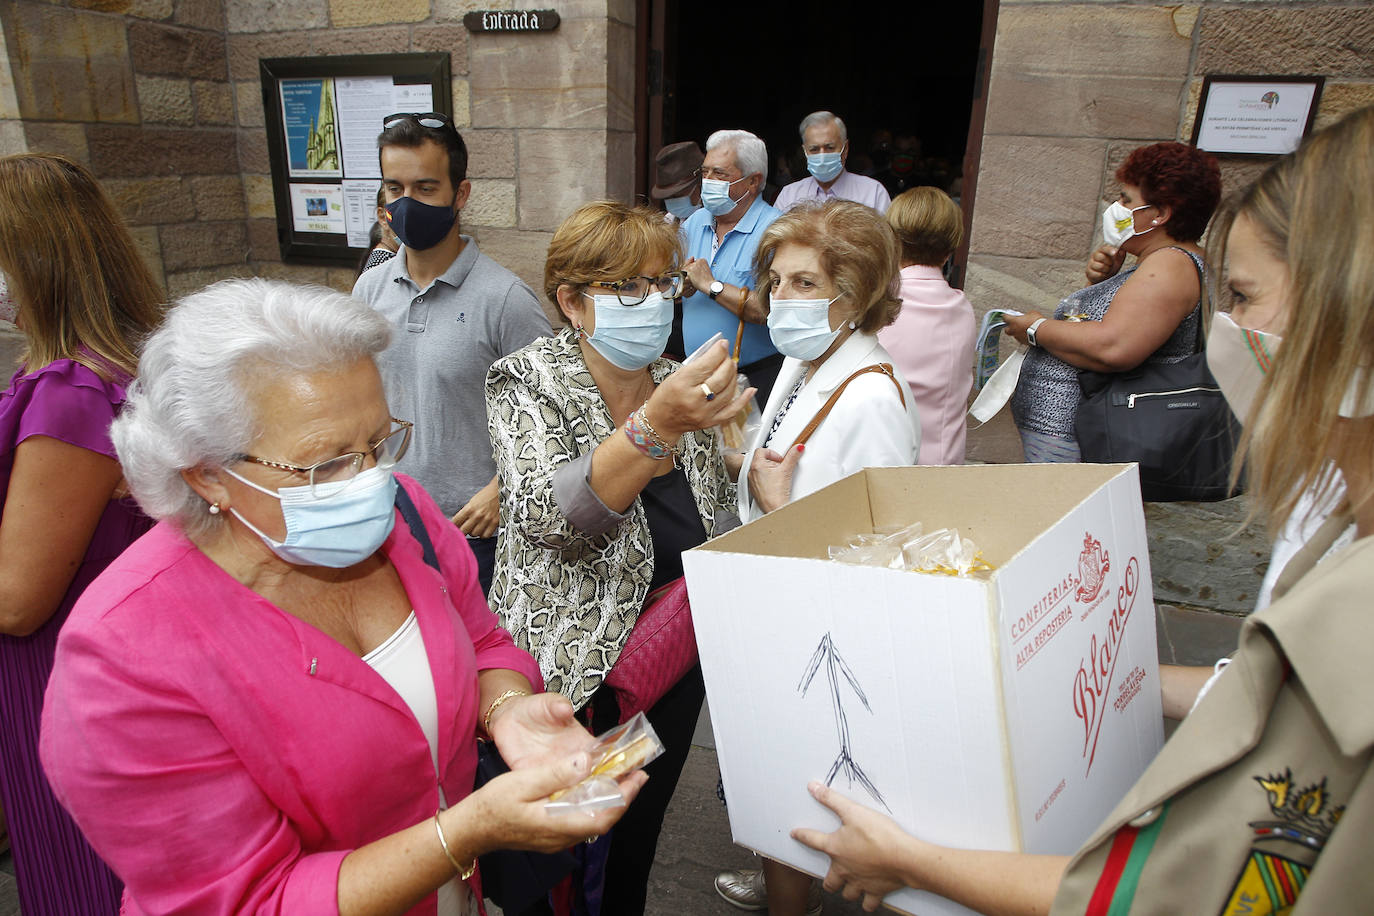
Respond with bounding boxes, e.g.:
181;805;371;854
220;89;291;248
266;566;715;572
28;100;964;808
774;111;892;214
878;187;975;465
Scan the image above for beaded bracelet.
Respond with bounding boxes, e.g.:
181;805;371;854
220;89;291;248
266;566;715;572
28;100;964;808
624;403;676;462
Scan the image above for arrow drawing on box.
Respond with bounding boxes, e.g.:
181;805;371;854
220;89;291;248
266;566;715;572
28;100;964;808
799;633;889;811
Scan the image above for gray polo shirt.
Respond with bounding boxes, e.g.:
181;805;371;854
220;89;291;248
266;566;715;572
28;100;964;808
354;236;551;517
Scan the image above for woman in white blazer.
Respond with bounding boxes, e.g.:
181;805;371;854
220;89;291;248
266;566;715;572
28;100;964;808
733;199;920;525
716;200;919;916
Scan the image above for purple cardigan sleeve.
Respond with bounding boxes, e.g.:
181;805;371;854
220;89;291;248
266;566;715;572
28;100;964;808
40;611;349;915
399;475;544;689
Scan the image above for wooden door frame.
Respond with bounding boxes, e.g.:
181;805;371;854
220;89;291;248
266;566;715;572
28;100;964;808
952;0;1000;289
634;0;668;201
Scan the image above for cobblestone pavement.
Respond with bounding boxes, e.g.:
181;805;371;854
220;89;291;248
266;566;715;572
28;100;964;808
1;850;16;916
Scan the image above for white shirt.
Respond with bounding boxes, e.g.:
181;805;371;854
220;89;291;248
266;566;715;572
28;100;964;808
1256;469;1355;610
364;613;476;916
737;331;919;522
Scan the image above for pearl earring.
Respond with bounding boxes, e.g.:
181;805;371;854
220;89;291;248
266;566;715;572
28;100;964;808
848;320;857;330
208;502;221;515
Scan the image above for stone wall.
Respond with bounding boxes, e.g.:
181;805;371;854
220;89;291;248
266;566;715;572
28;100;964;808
0;0;634;311
0;0;242;297
964;0;1374;465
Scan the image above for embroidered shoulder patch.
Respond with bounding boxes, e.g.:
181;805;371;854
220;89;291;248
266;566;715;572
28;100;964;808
1218;768;1344;915
1221;850;1306;915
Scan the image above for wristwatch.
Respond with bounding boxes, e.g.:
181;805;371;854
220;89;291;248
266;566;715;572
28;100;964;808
707;280;725;300
1025;317;1048;347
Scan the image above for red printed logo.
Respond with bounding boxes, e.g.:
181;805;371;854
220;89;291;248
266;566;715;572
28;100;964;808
1074;532;1110;603
1071;556;1139;775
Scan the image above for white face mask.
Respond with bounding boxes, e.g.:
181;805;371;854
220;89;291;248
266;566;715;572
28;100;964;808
1205;312;1280;422
1101;201;1156;248
767;295;846;361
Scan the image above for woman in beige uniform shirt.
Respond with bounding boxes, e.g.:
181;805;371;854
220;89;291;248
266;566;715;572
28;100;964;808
789;105;1374;916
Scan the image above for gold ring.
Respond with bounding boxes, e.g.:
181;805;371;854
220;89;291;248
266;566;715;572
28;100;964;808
699;383;716;402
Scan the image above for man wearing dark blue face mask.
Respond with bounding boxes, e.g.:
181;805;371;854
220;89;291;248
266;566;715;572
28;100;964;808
353;112;551;595
774;111;891;215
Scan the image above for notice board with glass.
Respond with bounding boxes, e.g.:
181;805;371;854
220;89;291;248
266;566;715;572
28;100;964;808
260;53;452;265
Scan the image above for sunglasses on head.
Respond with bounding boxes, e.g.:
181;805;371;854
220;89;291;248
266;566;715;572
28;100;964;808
383;111;453;131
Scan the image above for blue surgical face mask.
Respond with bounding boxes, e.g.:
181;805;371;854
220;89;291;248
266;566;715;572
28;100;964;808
224;464;398;568
580;290;672;370
806;148;844;184
700;176;749;216
767;295;845;361
664;195;699;220
385;195;458;251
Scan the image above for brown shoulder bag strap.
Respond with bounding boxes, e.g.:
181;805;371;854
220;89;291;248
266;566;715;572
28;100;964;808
788;363;906;450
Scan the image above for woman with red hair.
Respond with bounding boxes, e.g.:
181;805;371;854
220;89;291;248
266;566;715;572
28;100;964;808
1004;142;1222;462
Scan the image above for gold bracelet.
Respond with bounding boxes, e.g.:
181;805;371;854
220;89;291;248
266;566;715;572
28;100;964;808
482;688;529;736
635;403;678;463
434;810;477;880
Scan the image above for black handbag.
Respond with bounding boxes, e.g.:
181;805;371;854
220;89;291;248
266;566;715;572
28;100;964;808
393;486;579;912
472;741;580;912
1074;261;1243;502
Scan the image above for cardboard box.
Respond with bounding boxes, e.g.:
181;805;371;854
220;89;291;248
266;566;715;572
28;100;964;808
683;464;1163;916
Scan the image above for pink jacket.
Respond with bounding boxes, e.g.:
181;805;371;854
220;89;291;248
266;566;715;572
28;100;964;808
877;265;976;465
40;475;542;915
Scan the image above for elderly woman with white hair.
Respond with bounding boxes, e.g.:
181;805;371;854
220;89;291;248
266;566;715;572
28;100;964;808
39;278;643;916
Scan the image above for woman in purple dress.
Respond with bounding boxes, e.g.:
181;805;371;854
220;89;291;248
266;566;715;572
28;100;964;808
0;154;163;913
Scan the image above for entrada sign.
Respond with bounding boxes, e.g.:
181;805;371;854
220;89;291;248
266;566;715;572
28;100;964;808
463;9;560;32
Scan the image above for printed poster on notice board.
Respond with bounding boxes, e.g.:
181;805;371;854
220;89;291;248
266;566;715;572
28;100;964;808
342;179;383;248
280;78;344;179
289;183;346;234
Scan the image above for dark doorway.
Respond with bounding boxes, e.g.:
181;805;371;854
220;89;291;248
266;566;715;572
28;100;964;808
638;0;991;284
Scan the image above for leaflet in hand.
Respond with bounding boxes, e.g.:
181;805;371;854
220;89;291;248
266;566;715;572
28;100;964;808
973;309;1023;391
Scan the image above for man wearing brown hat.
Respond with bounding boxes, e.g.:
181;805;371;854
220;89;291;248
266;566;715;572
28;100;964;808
647;141;704;358
650;140;704;223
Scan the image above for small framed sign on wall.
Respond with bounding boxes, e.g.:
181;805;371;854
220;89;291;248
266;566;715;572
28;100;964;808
260;53;452;265
1190;75;1324;156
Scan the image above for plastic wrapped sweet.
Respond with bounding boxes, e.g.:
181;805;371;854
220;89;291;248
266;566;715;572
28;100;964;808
829;523;993;577
830;523;920;569
545;711;665;815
